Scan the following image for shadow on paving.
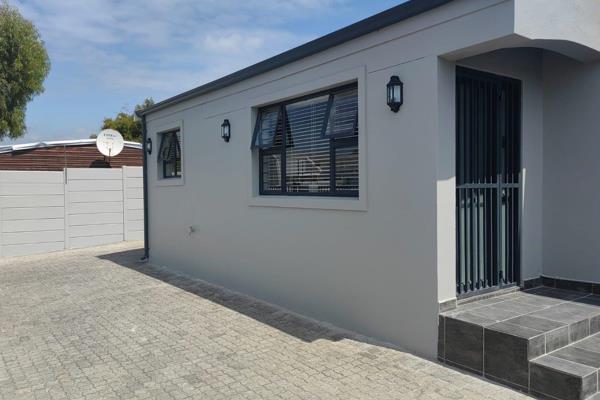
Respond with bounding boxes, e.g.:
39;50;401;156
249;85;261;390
98;249;348;344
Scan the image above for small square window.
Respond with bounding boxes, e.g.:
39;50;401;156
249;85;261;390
158;130;182;179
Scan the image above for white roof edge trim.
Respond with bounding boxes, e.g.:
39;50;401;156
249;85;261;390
0;139;142;154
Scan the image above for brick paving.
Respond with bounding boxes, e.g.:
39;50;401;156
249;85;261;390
0;242;531;400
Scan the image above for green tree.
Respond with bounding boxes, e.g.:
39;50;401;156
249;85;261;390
100;98;154;143
0;1;50;140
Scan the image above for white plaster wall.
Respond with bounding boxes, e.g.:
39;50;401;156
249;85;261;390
514;0;600;61
542;52;600;282
435;58;456;304
457;48;545;283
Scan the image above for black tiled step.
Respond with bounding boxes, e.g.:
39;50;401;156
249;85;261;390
530;355;598;400
439;288;600;398
528;332;600;399
484;321;546;389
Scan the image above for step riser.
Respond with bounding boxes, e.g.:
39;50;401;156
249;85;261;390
440;317;600;398
484;328;544;390
439;316;572;370
439;288;600;400
530;363;597;400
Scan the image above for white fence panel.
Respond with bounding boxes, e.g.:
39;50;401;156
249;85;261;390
0;171;65;257
123;166;144;241
66;168;124;249
0;167;144;257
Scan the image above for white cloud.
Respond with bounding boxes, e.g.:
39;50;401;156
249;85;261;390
203;32;265;54
11;0;346;98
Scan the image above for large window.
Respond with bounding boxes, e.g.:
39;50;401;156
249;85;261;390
158;130;182;179
251;84;358;197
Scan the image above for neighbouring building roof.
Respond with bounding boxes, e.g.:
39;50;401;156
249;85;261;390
137;0;453;117
0;139;143;171
0;139;142;154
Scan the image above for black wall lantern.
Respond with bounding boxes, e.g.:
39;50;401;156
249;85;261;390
221;119;231;143
145;137;152;154
386;75;403;112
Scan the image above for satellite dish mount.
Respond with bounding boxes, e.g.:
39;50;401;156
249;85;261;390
96;129;124;166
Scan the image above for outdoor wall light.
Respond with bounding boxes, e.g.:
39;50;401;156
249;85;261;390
387;75;403;112
221;119;231;143
145;137;152;154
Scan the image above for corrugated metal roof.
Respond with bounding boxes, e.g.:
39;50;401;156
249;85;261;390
0;139;142;154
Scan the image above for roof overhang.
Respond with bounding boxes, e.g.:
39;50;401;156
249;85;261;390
138;0;600;117
136;0;454;117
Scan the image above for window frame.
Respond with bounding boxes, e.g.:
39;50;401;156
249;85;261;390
254;83;359;198
158;129;182;179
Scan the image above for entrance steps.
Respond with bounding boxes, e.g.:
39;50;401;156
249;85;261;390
438;286;600;399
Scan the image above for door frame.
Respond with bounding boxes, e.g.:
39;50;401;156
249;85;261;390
455;66;523;299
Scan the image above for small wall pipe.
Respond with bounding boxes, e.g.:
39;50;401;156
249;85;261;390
141;115;150;260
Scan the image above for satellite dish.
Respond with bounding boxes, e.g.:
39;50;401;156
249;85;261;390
96;129;124;157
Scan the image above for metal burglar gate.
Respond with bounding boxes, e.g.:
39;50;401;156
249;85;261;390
456;67;521;297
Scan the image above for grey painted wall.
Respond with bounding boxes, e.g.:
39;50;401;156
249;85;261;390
542;52;600;282
144;0;600;357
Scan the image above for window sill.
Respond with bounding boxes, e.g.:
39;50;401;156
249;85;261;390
248;195;367;211
156;177;185;187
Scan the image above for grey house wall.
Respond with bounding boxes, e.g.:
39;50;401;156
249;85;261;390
144;0;600;358
542;52;600;283
145;0;520;358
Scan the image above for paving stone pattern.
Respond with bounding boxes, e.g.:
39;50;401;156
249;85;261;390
0;243;531;400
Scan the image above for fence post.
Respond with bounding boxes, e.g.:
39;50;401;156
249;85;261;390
0;174;2;257
63;168;69;250
122;166;128;241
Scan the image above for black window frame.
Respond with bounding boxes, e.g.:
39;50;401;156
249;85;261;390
158;129;182;179
252;83;358;198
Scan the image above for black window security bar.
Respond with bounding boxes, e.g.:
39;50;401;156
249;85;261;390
252;83;358;197
158;130;182;179
456;67;521;297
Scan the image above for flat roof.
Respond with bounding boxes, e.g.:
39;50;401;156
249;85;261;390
137;0;453;117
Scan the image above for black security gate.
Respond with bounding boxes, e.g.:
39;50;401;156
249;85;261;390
456;67;521;297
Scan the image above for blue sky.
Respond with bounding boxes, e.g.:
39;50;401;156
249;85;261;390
5;0;403;145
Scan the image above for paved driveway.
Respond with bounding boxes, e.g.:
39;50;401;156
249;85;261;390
0;243;530;400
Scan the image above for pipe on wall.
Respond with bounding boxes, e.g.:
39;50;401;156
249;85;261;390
141;115;150;260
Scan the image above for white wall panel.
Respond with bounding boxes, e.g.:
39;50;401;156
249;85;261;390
123;167;145;241
66;168;124;248
69;234;124;249
2;207;64;221
1;242;64;257
0;195;65;208
0;170;64;183
69;212;123;226
68;202;123;214
66;168;122;180
0;183;64;195
2;230;64;245
0;167;144;257
2;219;64;233
68;191;123;203
0;171;65;257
